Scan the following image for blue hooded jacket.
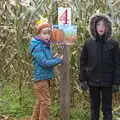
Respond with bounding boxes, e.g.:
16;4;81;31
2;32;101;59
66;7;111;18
29;37;62;81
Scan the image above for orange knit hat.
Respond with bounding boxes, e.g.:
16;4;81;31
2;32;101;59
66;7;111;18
36;23;51;34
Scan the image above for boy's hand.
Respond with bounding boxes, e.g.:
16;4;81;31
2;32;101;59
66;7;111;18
80;81;89;91
53;53;58;58
53;53;64;60
59;55;64;60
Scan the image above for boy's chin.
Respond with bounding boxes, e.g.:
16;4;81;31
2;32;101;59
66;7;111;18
44;39;50;42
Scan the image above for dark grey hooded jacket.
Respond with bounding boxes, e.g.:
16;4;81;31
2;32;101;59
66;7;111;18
80;13;120;86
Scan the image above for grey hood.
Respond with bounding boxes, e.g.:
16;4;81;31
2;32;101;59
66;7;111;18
89;13;112;40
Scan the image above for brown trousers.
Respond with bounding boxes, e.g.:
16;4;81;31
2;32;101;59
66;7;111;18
31;80;51;120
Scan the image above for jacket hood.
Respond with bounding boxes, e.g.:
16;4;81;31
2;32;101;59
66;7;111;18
89;13;112;40
29;38;42;54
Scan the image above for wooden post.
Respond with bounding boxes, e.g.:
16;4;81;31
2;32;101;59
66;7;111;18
60;45;70;120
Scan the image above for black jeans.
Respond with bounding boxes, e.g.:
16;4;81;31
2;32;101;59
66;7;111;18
89;86;112;120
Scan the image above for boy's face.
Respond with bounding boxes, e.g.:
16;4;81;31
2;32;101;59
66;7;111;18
96;20;106;36
38;27;52;41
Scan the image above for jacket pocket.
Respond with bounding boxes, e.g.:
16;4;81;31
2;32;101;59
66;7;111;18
104;47;113;64
84;66;94;72
84;66;94;81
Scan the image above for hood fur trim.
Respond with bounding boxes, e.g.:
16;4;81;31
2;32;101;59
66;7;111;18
89;13;112;40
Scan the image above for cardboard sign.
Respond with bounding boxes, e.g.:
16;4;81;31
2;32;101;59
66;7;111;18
52;24;77;45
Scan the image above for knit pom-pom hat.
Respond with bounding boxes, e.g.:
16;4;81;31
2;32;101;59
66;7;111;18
36;23;51;34
35;19;51;34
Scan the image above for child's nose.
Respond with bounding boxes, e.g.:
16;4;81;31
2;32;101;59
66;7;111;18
46;35;51;39
47;35;50;37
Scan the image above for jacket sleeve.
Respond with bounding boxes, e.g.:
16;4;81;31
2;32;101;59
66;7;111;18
114;42;120;85
79;42;88;82
32;45;62;68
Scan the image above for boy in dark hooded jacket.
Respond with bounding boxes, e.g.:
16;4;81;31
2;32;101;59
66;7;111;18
79;13;120;120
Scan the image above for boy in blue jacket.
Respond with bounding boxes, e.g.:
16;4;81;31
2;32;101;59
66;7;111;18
29;21;63;120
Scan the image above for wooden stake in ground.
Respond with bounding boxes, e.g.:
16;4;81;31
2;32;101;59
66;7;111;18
60;45;70;120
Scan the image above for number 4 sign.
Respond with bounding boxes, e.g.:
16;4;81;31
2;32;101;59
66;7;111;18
58;8;71;25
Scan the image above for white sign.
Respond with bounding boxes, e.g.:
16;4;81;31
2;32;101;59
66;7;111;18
58;7;71;25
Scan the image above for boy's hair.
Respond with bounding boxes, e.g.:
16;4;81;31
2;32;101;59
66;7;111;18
95;19;107;32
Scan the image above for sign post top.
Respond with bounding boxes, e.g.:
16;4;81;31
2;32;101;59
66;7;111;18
58;7;71;25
